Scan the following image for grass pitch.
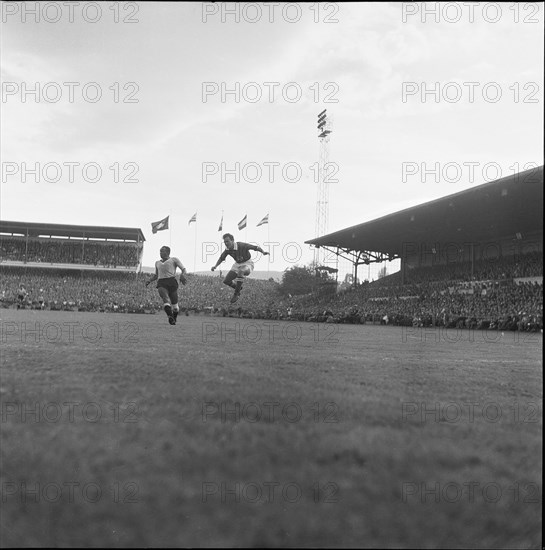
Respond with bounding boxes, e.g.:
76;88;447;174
0;310;542;548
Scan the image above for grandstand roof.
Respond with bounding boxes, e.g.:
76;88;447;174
306;166;543;256
0;220;145;242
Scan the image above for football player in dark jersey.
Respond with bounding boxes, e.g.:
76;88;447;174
211;233;269;304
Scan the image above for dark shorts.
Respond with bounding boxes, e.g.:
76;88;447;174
157;277;178;292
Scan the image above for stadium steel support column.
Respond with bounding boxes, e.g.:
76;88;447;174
353;251;365;289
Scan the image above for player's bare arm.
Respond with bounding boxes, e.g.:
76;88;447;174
146;268;159;286
173;257;187;285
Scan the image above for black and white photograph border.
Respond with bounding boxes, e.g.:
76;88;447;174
0;2;542;548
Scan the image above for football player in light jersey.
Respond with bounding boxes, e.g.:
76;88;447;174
146;246;187;325
211;233;269;304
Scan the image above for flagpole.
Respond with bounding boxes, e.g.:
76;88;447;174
169;209;172;248
267;218;270;278
194;216;197;273
219;210;224;256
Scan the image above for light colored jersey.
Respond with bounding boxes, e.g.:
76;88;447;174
155;257;184;279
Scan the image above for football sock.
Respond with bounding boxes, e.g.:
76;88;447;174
172;305;179;319
164;304;173;317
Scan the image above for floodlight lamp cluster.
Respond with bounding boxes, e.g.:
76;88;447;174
317;109;331;138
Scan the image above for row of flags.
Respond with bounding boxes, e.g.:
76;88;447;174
151;213;269;234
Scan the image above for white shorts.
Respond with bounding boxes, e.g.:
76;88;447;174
231;260;254;275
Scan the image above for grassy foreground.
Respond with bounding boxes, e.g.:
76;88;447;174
0;310;542;548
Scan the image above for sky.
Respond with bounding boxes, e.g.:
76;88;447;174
1;1;543;279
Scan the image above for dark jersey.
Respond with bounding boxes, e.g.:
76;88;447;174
218;242;260;264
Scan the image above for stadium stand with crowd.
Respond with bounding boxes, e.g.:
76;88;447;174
1;167;543;333
0;221;143;269
1;252;542;332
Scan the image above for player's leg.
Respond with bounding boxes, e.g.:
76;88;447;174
233;268;248;294
224;269;242;304
157;287;175;324
231;263;253;303
225;267;243;303
169;287;179;324
223;270;238;290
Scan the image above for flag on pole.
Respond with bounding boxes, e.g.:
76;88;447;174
188;212;197;225
238;215;247;231
256;214;269;227
218;213;223;232
151;216;169;234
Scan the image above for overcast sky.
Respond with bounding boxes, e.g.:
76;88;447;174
1;2;543;277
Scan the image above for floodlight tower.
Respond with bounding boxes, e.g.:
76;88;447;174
314;109;332;266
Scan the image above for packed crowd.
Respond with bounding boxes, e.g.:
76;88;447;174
0;237;141;268
374;251;543;287
291;280;542;332
1;268;155;312
288;253;543;331
0;267;281;315
1;251;542;332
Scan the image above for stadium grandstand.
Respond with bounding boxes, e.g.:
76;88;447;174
0;221;152;313
0;220;145;270
301;165;543;329
306;165;543;284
